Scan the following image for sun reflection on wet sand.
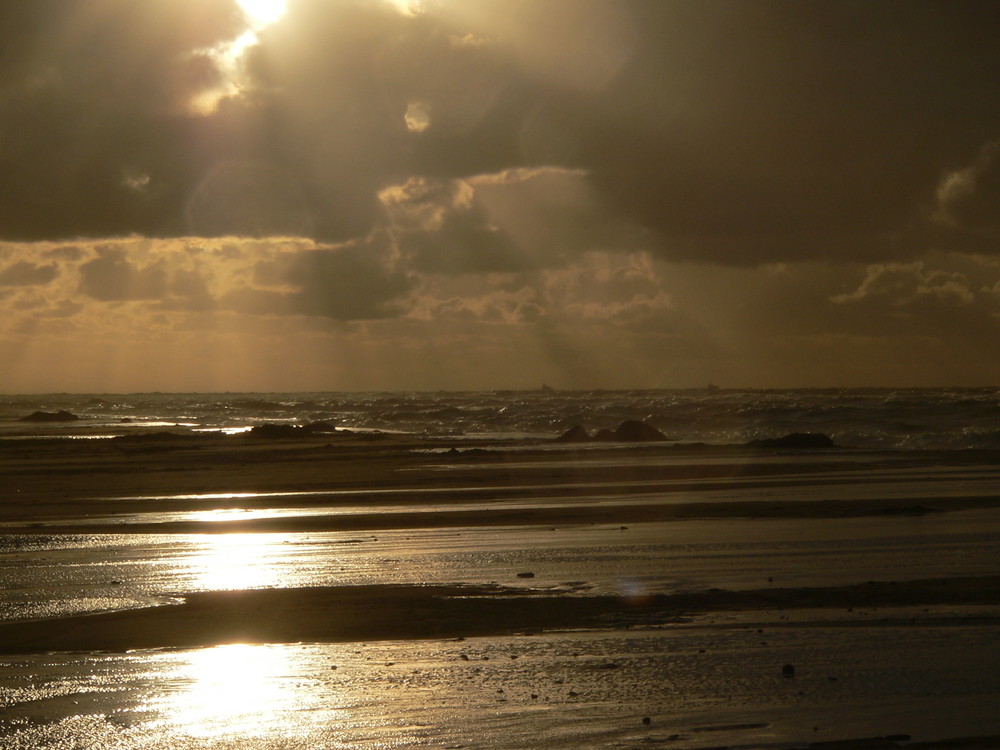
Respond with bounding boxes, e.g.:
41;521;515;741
187;532;294;590
154;644;302;738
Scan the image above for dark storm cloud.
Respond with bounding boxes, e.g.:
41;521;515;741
0;0;244;239
1;0;999;267
575;1;1000;263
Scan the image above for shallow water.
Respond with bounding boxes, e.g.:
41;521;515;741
3;623;1000;749
5;510;1000;623
4;440;1000;748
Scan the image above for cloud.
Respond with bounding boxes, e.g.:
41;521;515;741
225;234;414;320
931;138;1000;250
378;176;522;274
184;161;316;237
78;248;169;301
0;235;416;332
1;0;999;271
412;287;543;325
407;249;677;330
382;168;645;274
539;251;675;325
0;260;58;286
5;1;1000;391
3;235;1000;390
832;262;975;307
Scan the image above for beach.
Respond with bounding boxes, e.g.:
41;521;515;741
4;0;1000;743
3;427;1000;748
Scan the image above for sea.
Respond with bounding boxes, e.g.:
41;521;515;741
3;387;1000;450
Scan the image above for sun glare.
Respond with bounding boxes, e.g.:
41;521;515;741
188;0;286;115
387;0;426;16
158;644;298;737
187;532;291;590
237;0;287;29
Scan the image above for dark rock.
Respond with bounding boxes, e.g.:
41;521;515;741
612;420;667;442
590;420;666;442
249;423;301;438
19;410;79;423
516;571;535;578
555;424;591;442
557;420;667;443
250;421;338;438
782;663;796;677
745;432;835;450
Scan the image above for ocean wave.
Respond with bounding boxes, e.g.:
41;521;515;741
2;388;1000;450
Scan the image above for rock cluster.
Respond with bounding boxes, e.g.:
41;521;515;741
556;420;667;443
248;421;337;438
19;410;79;422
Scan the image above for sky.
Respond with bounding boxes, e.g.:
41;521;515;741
1;0;1000;392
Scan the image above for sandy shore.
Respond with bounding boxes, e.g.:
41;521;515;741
3;432;1000;748
1;576;999;654
3;431;1000;528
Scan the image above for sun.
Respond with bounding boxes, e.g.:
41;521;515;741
237;0;287;29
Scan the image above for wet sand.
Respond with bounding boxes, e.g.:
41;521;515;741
3;431;1000;529
1;576;999;654
3;432;1000;748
